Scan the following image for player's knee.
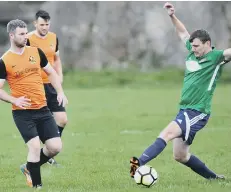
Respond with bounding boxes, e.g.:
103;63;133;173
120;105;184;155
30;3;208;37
50;143;62;155
56;114;68;127
60;117;68;127
46;138;62;156
173;152;188;163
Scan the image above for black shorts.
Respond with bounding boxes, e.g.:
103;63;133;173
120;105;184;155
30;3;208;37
12;106;60;143
44;83;66;113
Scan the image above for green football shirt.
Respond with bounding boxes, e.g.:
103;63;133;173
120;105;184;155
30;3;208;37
179;40;225;114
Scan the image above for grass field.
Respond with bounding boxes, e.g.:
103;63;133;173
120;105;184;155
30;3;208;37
1;83;231;192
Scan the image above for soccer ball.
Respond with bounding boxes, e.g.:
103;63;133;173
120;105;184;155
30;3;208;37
134;165;158;187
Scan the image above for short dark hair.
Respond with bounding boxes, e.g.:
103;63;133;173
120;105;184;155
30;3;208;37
7;19;27;33
35;10;50;21
189;29;211;44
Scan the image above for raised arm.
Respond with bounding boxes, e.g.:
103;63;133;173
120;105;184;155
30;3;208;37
164;2;190;44
223;48;231;61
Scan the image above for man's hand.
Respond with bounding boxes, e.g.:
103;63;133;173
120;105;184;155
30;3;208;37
163;2;189;44
13;96;31;109
57;92;68;107
163;2;175;16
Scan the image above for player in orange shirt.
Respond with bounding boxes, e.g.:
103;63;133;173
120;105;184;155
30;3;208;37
27;10;67;165
0;19;68;189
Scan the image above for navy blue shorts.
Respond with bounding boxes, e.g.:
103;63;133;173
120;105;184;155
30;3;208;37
174;109;210;145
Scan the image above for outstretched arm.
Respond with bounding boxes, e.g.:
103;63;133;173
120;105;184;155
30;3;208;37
223;48;231;61
164;2;190;44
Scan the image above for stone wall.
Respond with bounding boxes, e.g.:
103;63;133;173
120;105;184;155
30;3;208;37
1;1;231;71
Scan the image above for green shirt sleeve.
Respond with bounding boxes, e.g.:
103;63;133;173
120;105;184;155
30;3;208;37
185;40;192;51
213;50;225;64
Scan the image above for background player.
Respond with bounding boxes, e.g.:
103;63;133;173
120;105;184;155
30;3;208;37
27;10;68;165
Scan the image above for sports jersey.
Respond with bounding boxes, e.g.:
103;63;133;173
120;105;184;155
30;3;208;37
27;32;58;83
179;40;225;114
0;47;48;110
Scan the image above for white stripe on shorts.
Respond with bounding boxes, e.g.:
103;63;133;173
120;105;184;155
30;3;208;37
183;112;191;142
190;113;207;126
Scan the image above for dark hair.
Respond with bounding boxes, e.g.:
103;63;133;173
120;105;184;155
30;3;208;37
189;29;211;44
35;10;50;21
7;19;27;33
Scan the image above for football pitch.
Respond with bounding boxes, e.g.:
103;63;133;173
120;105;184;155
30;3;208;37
0;85;231;192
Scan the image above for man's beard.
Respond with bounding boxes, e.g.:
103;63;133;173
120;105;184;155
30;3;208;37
39;30;48;37
15;41;25;48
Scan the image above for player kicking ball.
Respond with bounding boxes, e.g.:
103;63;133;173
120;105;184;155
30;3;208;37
130;2;231;180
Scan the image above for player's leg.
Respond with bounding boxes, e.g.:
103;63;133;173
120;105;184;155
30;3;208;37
53;111;68;137
24;136;42;188
140;121;182;164
41;137;62;164
173;138;190;163
36;107;62;166
13;110;42;188
130;120;182;177
44;83;68;137
47;112;67;165
173;138;219;179
173;109;224;179
44;83;67;165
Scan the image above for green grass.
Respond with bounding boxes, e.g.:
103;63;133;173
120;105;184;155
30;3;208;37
62;66;231;88
1;83;231;191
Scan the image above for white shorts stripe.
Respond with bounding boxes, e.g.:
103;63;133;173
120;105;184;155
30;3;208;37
190;113;207;126
183;112;191;142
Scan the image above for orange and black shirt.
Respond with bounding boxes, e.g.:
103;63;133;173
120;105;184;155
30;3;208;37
27;31;58;84
0;46;48;110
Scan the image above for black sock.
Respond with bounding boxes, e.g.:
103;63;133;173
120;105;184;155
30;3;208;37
39;149;50;166
58;126;64;137
26;162;42;187
183;155;217;179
